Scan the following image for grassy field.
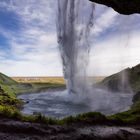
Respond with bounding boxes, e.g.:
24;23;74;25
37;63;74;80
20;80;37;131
12;77;65;84
12;76;105;84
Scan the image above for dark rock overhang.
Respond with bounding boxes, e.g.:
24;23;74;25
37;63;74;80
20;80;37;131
89;0;140;15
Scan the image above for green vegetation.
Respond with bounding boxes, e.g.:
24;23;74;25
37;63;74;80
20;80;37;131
13;76;65;84
0;86;22;107
0;95;21;108
108;101;140;123
1;82;65;95
0;73;65;96
13;76;105;84
0;73;17;85
59;112;106;125
100;64;140;93
31;82;65;91
0;106;107;125
0;73;32;96
100;69;132;92
0;72;65;124
129;64;140;92
0;105;58;124
0;75;109;125
100;64;140;123
1;101;140;125
0;68;140;125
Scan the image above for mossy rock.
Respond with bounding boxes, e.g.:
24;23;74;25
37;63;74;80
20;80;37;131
0;73;17;85
100;64;140;93
133;91;140;103
108;101;140;123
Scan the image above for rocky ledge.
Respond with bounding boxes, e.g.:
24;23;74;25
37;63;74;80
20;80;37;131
0;118;140;140
89;0;140;15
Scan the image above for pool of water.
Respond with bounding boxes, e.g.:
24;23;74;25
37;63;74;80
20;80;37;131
18;89;133;118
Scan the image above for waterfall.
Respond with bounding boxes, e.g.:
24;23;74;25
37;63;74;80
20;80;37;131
56;0;95;95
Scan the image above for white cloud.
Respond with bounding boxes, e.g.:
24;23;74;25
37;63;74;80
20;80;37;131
0;46;63;76
0;0;62;76
88;32;140;76
92;8;118;36
0;1;140;77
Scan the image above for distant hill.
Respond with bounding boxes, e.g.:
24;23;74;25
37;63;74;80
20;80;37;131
100;64;140;93
0;73;17;85
0;73;21;107
0;73;34;96
0;73;65;96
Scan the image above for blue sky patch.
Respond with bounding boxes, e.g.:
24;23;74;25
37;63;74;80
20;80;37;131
0;34;10;49
0;8;21;32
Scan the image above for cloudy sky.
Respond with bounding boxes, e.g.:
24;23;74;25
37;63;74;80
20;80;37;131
0;0;140;77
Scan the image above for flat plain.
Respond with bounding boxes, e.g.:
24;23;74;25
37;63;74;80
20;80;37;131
12;76;105;84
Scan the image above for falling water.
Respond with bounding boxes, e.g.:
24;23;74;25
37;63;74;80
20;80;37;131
17;0;133;118
57;0;95;95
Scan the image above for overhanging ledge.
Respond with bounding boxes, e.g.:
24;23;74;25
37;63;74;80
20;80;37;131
89;0;140;15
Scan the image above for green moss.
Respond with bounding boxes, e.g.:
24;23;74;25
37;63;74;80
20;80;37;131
108;101;140;123
0;72;65;97
0;73;66;125
0;105;22;119
0;95;21;107
1;85;17;97
1;102;140;125
59;112;106;125
1;82;65;96
0;73;17;85
0;105;57;124
0;106;106;125
0;85;22;108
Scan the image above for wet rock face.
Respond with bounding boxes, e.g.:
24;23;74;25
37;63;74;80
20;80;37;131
100;69;132;93
133;91;140;103
89;0;140;15
99;64;140;93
